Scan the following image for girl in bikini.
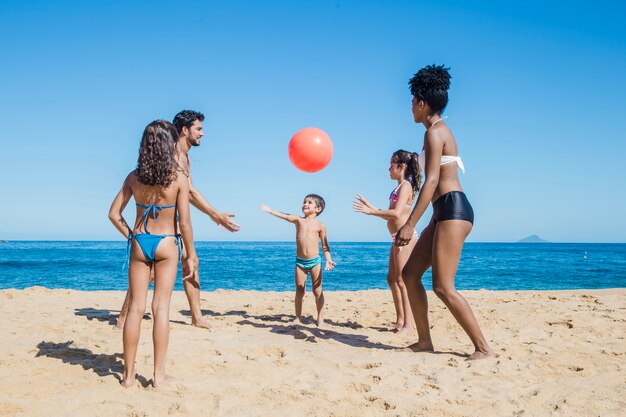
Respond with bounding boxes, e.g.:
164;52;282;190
394;64;495;360
353;150;422;333
108;120;198;387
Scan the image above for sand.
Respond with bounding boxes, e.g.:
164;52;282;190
0;287;624;417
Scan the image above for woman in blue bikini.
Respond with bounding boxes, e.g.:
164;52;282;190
109;120;197;387
353;150;421;333
394;65;495;360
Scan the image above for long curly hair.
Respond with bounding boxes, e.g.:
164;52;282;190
408;64;452;114
136;120;178;187
392;149;422;196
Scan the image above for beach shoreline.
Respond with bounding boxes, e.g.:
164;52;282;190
1;287;624;416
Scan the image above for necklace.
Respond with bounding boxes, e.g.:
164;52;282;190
429;116;447;129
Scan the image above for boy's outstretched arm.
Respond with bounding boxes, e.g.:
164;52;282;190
259;204;299;223
319;224;336;270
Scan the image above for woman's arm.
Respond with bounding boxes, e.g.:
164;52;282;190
177;174;197;280
395;130;443;243
108;175;133;238
259;204;299;223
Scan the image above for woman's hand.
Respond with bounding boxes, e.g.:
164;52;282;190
394;223;414;247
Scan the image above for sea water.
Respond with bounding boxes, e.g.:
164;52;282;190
0;241;624;291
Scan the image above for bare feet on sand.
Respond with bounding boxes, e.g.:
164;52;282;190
120;372;136;388
152;374;177;388
191;317;212;330
395;326;414;335
290;317;303;327
401;341;434;353
465;348;496;361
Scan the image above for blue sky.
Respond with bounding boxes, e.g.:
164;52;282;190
1;0;625;242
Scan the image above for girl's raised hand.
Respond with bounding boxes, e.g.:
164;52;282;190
353;194;376;215
259;204;271;213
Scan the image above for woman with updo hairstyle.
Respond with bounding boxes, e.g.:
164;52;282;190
394;65;494;360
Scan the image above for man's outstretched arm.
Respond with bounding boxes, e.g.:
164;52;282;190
188;175;240;232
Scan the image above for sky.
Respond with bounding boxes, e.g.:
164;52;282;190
1;0;625;243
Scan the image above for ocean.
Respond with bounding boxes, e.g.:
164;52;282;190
0;241;624;291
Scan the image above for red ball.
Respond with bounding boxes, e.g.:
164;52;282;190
288;128;333;173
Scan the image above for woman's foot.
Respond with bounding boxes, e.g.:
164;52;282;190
191;317;212;330
153;373;177;388
401;341;434;353
120;370;136;388
465;347;496;361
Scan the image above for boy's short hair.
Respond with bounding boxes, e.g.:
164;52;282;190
305;194;325;215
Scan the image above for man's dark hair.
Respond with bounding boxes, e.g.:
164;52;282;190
305;194;326;215
408;64;452;114
173;110;205;134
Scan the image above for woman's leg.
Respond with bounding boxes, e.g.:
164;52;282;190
431;220;494;359
402;219;435;351
151;238;179;387
122;244;152;387
387;248;404;329
394;232;418;333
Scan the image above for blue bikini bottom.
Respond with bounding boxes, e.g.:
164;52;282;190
127;233;182;265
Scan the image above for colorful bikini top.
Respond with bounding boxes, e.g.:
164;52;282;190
389;180;412;205
136;203;176;234
417;117;465;173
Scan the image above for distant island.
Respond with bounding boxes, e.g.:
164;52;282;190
516;234;550;243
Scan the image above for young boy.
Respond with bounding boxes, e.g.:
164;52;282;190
260;194;335;327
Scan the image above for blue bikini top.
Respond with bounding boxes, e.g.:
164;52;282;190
136;203;176;234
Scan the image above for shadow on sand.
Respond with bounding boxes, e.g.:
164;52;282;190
231;312;396;350
35;341;136;382
74;307;151;326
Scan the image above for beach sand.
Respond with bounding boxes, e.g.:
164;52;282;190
0;287;624;417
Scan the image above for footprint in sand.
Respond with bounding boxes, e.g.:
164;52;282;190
349;382;371;393
263;346;286;358
366;396;396;410
547;320;573;328
363;362;382;369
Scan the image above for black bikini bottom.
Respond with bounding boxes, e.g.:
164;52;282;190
433;191;474;224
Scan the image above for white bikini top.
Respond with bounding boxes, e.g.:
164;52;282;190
417;153;465;173
417;117;465;173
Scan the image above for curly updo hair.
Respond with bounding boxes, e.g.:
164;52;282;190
391;149;422;196
136;120;178;187
408;64;451;114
